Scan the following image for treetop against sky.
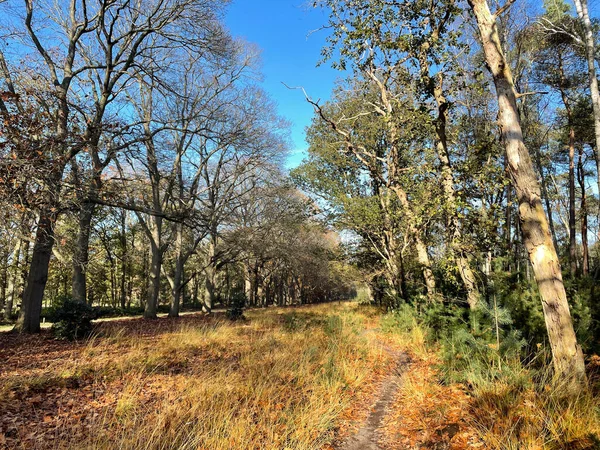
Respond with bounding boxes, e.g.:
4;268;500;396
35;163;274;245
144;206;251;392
226;0;600;170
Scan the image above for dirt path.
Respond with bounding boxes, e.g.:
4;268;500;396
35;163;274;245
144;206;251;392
338;340;410;450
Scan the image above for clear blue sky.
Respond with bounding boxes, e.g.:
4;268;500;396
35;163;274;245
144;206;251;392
225;0;341;170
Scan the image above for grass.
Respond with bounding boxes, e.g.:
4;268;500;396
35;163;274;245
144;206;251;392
380;306;600;450
0;303;392;450
3;301;599;449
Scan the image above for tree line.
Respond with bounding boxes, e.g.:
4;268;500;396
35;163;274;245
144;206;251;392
292;0;600;392
1;0;599;395
0;0;356;334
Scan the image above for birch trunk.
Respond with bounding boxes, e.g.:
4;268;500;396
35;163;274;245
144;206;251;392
468;0;586;390
572;0;600;196
433;76;480;308
391;186;436;296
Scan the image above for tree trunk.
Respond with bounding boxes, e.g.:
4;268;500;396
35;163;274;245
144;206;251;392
203;238;217;313
572;0;600;197
468;0;586;391
4;239;22;319
415;237;437;296
146;241;162;319
169;265;183;318
505;181;513;269
391;186;436;296
119;212;127;309
533;143;558;250
15;209;58;333
432;74;480;308
244;263;254;305
140;241;149;309
578;146;589;276
0;250;7;315
168;225;184;318
558;58;578;277
72;202;95;303
568;125;577;276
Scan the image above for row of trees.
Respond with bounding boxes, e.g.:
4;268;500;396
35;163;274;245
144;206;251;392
1;0;598;394
293;0;600;391
0;0;355;333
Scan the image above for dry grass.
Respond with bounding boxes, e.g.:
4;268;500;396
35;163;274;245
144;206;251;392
4;303;598;450
379;310;600;450
468;368;600;450
0;303;392;450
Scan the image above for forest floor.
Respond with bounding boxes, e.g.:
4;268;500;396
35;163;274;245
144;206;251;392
0;309;226;333
3;302;589;449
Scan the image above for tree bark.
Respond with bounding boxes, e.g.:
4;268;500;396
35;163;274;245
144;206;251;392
432;74;480;308
533;143;558;250
168;224;184;318
572;0;600;196
15;209;58;333
203;237;217;313
146;238;162;319
4;239;22;319
577;146;589;276
391;186;436;296
468;0;586;390
119;212;127;309
557;57;578;276
568;125;577;276
72;202;95;303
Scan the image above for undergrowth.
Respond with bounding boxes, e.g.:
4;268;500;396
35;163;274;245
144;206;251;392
382;302;600;449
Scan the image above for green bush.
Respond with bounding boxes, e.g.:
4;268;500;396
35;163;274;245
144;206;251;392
381;303;420;334
225;290;246;321
49;299;97;340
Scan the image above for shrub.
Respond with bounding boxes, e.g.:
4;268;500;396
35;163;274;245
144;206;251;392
225;291;246;321
49;299;97;340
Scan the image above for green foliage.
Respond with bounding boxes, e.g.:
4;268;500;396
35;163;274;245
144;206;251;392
564;277;598;353
489;272;547;350
281;312;311;332
49;299;97;340
381;303;422;334
354;287;373;305
442;296;528;386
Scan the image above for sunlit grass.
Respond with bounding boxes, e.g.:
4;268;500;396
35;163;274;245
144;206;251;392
8;303;390;450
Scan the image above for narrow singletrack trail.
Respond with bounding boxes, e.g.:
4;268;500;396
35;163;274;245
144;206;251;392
338;336;410;450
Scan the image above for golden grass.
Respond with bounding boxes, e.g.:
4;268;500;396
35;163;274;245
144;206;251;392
4;303;598;450
380;313;600;450
2;303;391;450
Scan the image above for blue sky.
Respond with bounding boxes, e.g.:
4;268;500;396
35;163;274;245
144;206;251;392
225;0;341;170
